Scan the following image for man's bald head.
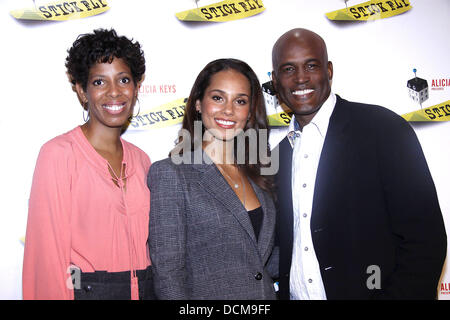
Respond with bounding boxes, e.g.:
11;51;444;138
272;28;329;70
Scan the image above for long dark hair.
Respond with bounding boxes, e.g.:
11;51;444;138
173;58;274;195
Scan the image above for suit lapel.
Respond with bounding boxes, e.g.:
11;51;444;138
311;95;351;229
195;159;258;244
276;137;294;258
250;179;275;259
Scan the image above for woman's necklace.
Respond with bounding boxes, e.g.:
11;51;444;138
217;165;246;208
218;165;239;189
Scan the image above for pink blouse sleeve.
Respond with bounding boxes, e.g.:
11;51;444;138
23;141;74;300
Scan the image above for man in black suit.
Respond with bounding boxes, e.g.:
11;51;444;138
272;28;447;300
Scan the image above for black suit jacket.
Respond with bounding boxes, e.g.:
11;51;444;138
275;95;447;299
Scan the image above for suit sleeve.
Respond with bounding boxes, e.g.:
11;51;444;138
22;142;73;300
377;115;447;299
148;161;188;299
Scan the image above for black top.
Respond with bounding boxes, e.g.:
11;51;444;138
247;206;263;241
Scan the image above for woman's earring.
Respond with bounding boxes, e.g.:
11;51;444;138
82;103;89;123
133;98;141;117
196;110;202;121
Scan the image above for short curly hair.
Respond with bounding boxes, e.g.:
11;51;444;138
65;28;145;90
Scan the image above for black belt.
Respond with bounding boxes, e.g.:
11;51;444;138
77;266;152;283
71;265;155;300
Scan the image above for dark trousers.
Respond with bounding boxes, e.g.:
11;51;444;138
72;266;155;300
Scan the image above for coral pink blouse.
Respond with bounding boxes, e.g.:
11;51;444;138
23;126;151;300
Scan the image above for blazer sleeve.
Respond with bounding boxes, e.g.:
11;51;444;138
22;141;73;300
377;114;447;299
148;160;188;299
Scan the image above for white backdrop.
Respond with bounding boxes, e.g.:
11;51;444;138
0;0;448;299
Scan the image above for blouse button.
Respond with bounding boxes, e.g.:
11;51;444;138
84;285;92;292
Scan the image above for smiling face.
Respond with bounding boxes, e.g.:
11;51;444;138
76;57;138;129
272;29;333;127
196;69;251;141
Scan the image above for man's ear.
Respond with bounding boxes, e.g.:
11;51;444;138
271;70;277;89
327;61;333;81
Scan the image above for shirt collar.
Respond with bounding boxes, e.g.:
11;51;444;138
287;92;336;147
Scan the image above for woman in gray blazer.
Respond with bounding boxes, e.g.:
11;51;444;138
148;59;278;300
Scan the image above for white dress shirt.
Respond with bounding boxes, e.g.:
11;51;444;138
288;92;336;300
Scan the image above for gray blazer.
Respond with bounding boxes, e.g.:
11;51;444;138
148;154;277;300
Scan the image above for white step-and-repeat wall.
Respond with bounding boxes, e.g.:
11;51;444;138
0;0;448;299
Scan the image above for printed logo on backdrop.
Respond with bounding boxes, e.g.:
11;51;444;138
402;69;450;122
441;282;450;296
326;0;412;21
128;98;187;130
139;83;177;97
10;0;109;21
406;69;429;108
431;79;450;91
176;0;265;22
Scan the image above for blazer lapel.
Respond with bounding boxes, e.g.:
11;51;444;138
276;137;294;259
251;180;275;259
194;157;257;244
312;95;351;229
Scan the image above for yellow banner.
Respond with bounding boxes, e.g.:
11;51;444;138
10;0;109;21
128;98;187;130
268;111;292;127
176;0;265;22
402;100;450;122
326;0;412;21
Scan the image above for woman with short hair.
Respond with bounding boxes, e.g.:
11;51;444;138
23;28;154;300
